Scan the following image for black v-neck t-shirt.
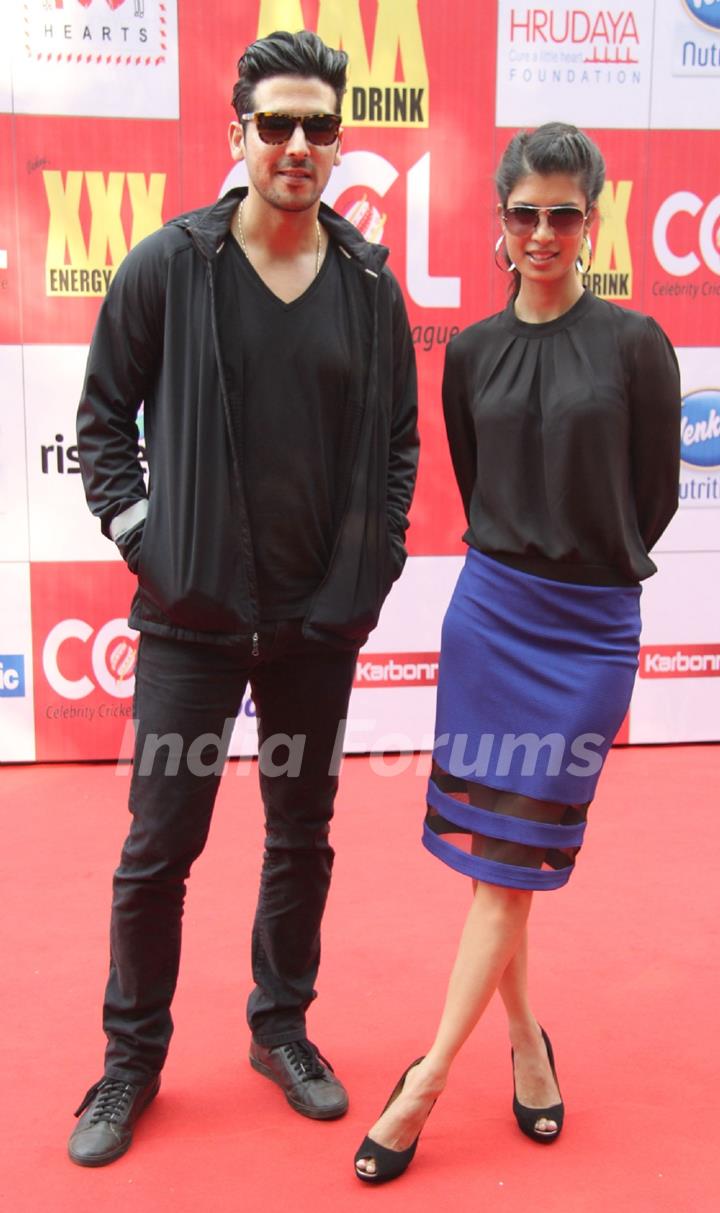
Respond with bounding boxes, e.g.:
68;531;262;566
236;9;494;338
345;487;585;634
216;235;352;620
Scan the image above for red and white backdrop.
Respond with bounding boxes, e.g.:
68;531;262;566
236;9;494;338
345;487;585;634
1;0;719;761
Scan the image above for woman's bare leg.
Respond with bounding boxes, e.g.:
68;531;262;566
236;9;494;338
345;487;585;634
356;881;532;1175
497;930;562;1132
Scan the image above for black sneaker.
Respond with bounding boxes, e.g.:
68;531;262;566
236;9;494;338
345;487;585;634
68;1074;160;1167
249;1039;349;1120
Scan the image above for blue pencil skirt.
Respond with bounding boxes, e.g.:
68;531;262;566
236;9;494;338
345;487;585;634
423;550;641;891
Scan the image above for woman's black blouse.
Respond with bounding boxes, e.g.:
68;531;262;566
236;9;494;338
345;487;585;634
442;290;681;586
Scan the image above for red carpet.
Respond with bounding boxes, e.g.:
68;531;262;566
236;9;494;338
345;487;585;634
1;746;719;1212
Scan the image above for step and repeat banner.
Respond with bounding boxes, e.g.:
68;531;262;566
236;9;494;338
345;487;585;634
1;0;719;761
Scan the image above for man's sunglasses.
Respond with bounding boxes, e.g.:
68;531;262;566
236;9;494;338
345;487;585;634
502;205;587;237
240;111;342;146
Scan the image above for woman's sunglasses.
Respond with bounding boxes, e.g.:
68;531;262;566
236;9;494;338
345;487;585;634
240;111;342;147
502;205;587;237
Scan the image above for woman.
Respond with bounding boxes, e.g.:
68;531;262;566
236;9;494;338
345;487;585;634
354;123;681;1183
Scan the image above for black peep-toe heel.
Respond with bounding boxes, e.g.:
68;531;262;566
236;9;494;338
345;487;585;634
354;1058;435;1184
512;1027;565;1143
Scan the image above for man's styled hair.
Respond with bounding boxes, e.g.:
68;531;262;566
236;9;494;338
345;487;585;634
495;122;606;210
231;29;349;118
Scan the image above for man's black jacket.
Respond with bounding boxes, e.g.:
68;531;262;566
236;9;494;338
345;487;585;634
76;187;419;649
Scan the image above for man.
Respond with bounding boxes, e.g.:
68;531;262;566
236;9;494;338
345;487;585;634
69;29;418;1166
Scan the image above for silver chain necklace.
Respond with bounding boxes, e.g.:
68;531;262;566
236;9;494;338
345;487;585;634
235;199;322;277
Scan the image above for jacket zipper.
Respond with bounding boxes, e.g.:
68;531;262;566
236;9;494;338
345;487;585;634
203;240;262;649
304;259;382;629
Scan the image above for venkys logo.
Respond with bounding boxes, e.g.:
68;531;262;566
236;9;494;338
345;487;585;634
682;0;720;32
0;656;25;697
681;390;720;468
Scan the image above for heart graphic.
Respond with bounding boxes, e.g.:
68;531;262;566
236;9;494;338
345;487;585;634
75;1;131;10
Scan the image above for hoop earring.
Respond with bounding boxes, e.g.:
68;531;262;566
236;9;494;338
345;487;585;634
494;234;516;273
576;233;593;274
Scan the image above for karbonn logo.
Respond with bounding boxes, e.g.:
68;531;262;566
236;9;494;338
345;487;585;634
640;644;720;678
354;652;439;688
256;0;429;127
682;0;720;32
44;170;165;297
680;390;720;468
42;619;137;699
584;179;633;300
653;192;720;277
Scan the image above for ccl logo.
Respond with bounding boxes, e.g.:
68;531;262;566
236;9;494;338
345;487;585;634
42;618;137;699
653;191;720;276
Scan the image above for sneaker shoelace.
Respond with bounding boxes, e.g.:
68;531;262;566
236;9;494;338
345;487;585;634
279;1040;334;1083
74;1077;135;1123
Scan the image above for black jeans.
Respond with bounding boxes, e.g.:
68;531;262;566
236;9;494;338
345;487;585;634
103;624;358;1081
